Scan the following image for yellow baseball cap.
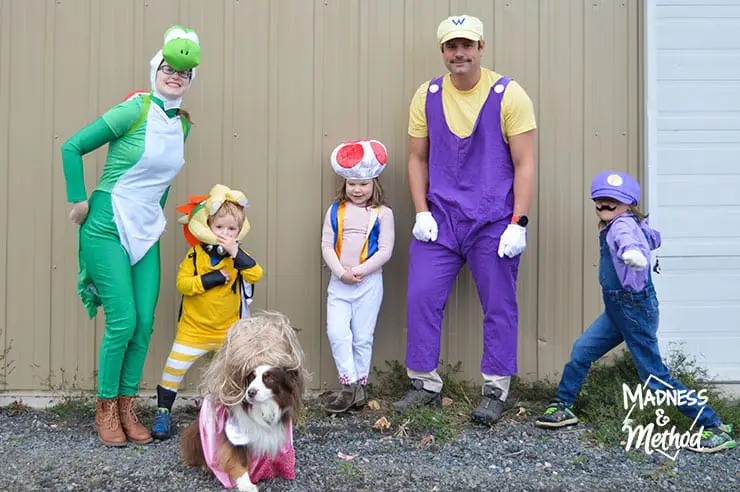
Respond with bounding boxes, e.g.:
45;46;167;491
437;14;484;44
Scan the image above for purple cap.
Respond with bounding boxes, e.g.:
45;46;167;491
590;171;640;205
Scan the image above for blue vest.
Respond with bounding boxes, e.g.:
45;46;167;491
329;200;380;263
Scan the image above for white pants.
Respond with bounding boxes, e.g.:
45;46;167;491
326;271;383;386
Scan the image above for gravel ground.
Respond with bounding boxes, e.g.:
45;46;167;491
1;398;737;492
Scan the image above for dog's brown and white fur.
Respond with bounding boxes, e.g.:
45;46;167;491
181;364;303;491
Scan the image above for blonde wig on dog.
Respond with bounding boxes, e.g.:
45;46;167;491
201;310;309;409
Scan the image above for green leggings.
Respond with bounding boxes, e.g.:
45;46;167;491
80;192;160;398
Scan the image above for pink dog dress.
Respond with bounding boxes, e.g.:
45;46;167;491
198;396;296;488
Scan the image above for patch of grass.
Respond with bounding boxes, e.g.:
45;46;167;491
638;460;678;481
48;394;96;420
367;347;740;449
390;405;458;442
574;348;740;446
369;360;478;406
626;451;650;464
1;400;32;416
367;359;410;401
0;329;15;387
508;375;558;405
336;461;362;481
569;456;587;465
294;397;327;432
369;360;479;443
126;444;145;457
640;469;661;481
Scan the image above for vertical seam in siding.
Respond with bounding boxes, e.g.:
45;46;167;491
0;0;10;388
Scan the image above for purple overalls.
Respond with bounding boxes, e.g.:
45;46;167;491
406;74;520;377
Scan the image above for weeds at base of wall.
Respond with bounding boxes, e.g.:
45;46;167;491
2;344;738;449
0;328;15;389
573;346;740;446
41;368;99;421
48;393;97;421
365;346;740;447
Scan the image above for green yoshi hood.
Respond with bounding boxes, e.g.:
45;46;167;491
149;25;201;111
162;25;201;71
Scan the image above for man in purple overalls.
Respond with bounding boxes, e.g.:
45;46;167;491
393;14;537;425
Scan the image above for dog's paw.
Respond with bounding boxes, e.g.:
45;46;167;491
236;473;258;492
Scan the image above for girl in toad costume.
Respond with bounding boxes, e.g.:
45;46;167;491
320;139;395;413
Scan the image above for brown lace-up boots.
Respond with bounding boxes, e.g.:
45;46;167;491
118;396;153;444
94;396;153;446
94;398;126;446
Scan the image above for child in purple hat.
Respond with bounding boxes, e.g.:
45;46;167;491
534;171;736;454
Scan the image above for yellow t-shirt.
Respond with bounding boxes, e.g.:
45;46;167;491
408;68;536;141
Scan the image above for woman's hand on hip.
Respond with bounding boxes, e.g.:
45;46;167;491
69;200;89;225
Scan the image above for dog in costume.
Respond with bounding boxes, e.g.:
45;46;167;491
61;25;200;446
180;311;309;491
151;184;264;441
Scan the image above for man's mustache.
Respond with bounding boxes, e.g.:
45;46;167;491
596;205;616;212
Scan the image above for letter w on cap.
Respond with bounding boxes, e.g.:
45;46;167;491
451;18;466;25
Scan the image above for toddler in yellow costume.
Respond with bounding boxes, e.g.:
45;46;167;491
151;184;264;440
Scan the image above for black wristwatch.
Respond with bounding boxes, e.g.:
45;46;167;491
511;215;529;227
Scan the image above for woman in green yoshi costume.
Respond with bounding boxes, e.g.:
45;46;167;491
61;25;201;447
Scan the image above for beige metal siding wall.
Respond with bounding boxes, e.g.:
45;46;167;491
0;0;642;394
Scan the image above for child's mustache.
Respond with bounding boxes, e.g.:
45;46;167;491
596;205;617;212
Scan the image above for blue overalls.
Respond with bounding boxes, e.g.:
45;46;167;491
556;226;721;428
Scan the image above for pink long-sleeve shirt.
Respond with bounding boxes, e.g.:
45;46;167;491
321;201;395;279
198;396;295;489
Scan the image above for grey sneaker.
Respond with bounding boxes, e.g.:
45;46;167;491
471;384;505;426
392;379;442;412
324;384;357;413
353;385;367;409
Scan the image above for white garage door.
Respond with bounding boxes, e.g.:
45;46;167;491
646;0;740;382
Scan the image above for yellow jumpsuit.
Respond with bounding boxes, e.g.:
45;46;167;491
159;244;263;391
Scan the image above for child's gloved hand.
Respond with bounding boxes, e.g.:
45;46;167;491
622;249;648;269
69;200;89;225
412;211;438;242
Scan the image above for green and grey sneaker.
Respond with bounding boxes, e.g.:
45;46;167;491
687;424;736;453
535;401;579;429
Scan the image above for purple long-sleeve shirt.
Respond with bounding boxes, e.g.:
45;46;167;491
604;214;662;292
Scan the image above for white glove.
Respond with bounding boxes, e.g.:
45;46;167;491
498;224;527;258
412;211;438;242
622;249;647;269
69;200;89;225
